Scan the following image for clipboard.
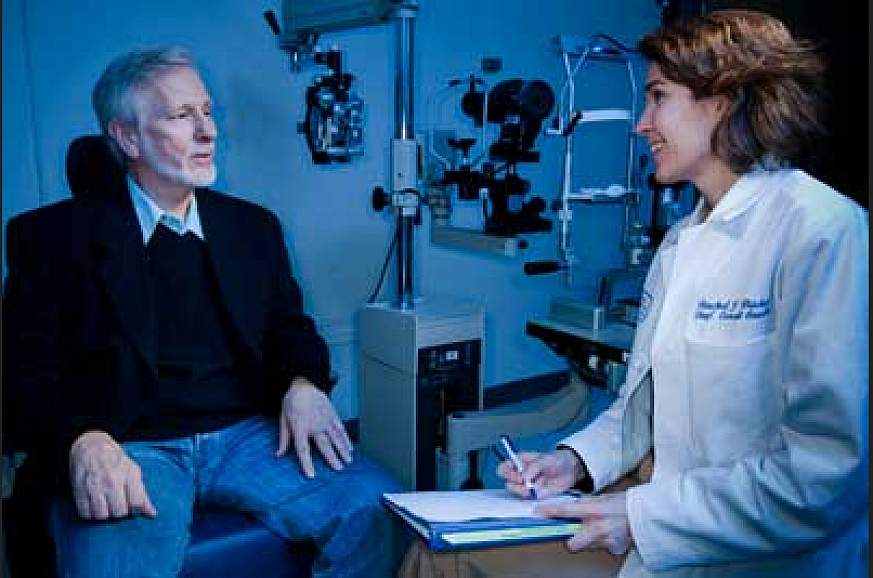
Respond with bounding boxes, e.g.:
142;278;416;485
382;489;582;552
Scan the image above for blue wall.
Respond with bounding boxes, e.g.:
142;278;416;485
2;0;660;419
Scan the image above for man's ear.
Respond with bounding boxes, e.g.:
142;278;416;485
108;120;140;160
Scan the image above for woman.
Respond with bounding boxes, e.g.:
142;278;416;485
499;9;868;578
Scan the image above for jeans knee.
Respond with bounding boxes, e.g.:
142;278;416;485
327;459;397;532
352;458;400;502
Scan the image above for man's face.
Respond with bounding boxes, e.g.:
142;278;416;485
122;66;217;194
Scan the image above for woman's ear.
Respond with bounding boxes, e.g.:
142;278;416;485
711;94;732;119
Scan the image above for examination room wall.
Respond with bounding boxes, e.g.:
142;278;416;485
2;0;660;419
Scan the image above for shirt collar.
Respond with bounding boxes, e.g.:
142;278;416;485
127;175;204;243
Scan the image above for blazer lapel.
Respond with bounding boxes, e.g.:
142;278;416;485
92;187;158;372
196;189;260;358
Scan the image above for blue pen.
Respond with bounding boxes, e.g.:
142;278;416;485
499;434;537;500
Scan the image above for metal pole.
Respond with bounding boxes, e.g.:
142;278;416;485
395;10;415;140
394;3;417;309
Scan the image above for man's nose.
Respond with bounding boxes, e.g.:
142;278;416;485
194;112;216;141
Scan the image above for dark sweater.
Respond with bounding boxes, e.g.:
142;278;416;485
128;223;260;439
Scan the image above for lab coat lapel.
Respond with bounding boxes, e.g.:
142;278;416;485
196;189;260;358
681;226;736;287
93;190;158;372
657;242;678;301
676;171;768;290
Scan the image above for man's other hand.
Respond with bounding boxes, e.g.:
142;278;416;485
277;377;353;478
69;430;157;520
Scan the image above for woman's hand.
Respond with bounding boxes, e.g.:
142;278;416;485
497;448;585;499
535;491;633;555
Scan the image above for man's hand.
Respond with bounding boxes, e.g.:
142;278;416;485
276;377;353;478
69;431;157;521
535;491;633;556
497;448;584;499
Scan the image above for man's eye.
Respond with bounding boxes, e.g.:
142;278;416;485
170;111;190;120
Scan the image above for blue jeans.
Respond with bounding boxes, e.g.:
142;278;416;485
48;417;404;578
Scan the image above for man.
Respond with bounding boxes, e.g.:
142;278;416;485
3;46;400;577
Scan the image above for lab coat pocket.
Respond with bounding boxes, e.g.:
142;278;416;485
685;331;777;465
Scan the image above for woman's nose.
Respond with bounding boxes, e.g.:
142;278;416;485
634;108;651;136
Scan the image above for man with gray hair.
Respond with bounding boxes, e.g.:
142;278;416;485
4;46;401;577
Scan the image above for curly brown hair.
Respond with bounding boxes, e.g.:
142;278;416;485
638;10;826;173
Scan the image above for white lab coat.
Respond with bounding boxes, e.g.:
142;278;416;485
562;168;868;578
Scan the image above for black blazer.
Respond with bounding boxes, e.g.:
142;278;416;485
3;182;330;488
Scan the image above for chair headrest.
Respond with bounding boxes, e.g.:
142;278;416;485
65;135;126;199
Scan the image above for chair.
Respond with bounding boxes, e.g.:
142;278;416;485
1;135;316;578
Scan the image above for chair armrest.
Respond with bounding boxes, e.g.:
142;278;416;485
445;376;590;459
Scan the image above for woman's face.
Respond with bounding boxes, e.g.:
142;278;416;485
635;64;728;190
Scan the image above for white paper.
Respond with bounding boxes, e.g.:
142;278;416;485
383;489;579;523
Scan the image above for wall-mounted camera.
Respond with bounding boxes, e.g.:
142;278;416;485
296;48;364;164
265;10;366;165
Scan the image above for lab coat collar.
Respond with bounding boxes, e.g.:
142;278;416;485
707;168;769;223
659;169;776;248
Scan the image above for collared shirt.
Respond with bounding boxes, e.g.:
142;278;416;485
127;175;204;243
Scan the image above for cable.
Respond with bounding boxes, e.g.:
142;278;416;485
591;33;632;54
367;226;399;304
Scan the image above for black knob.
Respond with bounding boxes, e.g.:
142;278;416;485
372;186;390;212
524;260;562;275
